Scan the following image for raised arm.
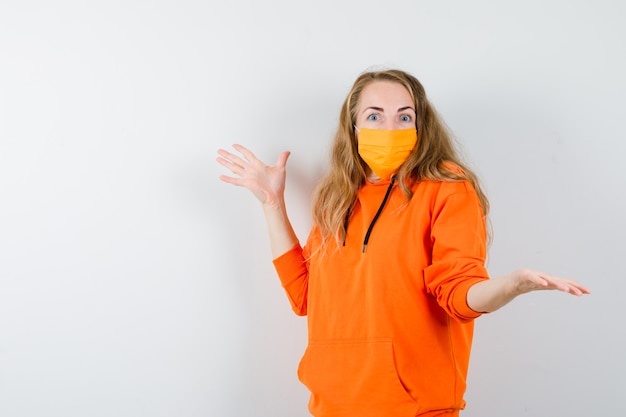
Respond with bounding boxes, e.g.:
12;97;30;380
216;144;298;258
467;269;591;313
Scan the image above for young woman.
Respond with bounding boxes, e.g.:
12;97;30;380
216;69;590;417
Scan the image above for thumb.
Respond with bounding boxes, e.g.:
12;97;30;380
276;150;291;168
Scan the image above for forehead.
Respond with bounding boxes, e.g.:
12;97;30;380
358;80;413;109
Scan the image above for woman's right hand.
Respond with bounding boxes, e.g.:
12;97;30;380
217;144;298;257
216;144;291;207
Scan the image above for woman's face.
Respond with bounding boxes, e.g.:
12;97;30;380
355;81;416;131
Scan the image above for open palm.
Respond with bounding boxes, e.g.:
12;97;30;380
217;144;290;206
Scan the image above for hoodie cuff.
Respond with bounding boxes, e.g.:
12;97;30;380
452;277;490;321
272;244;306;287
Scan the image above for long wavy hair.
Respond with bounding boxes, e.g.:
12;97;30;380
311;69;490;245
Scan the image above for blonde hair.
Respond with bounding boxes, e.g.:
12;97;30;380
312;69;490;245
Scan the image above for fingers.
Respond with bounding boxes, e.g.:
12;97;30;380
574;283;591;295
534;272;591;296
232;143;258;164
217;148;248;171
557;277;591;294
216;144;261;179
218;174;245;186
558;281;591;296
217;145;291;176
514;269;591;297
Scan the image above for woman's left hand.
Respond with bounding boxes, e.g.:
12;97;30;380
467;269;591;313
510;269;591;296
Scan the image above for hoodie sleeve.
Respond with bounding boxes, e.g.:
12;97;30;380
423;181;490;322
272;243;309;316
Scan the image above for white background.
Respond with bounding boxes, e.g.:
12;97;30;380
1;1;624;416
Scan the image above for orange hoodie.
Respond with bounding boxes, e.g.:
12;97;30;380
273;177;489;417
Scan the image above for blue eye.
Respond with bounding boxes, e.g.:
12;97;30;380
400;115;412;122
367;114;380;121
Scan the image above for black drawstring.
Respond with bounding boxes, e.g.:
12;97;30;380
342;177;396;253
362;177;396;252
342;207;351;246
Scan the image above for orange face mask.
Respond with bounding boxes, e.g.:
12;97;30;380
357;127;418;180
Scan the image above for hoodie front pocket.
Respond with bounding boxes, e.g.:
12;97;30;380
297;339;417;415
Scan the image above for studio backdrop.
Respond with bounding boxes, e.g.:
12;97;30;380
0;1;624;416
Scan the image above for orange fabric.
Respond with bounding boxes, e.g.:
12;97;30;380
273;178;489;417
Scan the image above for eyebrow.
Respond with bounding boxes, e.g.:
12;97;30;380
362;106;416;114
